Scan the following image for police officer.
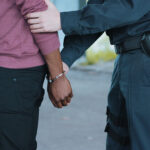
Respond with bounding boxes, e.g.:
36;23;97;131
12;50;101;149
27;0;150;149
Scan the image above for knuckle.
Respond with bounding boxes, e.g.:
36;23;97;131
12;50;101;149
64;94;68;99
55;99;59;103
64;96;68;99
61;96;65;100
56;98;61;102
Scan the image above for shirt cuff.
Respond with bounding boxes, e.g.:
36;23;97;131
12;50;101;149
60;11;82;35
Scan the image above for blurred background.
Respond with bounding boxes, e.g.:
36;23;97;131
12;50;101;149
37;1;116;150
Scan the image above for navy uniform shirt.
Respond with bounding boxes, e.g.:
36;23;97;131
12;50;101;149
61;0;150;67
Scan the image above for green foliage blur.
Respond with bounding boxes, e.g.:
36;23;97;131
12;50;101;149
83;33;116;65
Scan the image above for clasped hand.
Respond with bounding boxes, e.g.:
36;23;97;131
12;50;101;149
48;70;73;109
26;0;61;33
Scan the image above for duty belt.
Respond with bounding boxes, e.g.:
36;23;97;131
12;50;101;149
115;35;142;54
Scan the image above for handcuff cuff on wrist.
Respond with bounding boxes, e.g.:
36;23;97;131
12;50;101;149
46;71;65;84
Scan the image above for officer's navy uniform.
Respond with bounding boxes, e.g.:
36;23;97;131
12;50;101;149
60;0;150;150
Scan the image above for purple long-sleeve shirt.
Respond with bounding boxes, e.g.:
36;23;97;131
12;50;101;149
0;0;60;69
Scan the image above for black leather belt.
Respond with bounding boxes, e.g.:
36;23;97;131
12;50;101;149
115;35;142;54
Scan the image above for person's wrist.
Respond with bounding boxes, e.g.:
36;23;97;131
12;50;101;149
46;61;63;79
50;70;63;79
47;67;63;78
47;71;65;83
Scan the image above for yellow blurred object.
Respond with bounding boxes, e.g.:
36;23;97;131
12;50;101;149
86;48;101;65
86;49;116;65
84;33;117;65
98;50;116;61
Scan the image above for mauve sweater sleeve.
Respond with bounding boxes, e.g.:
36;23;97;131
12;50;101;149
15;0;60;55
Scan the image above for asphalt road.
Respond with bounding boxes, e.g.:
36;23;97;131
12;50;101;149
37;69;112;150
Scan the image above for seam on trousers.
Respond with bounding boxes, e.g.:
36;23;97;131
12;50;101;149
118;54;124;119
127;55;133;148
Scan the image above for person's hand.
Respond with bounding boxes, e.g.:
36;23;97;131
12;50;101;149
47;75;73;108
26;0;61;33
63;62;69;74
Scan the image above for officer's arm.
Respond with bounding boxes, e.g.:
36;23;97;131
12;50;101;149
61;0;103;67
61;0;150;35
61;32;103;67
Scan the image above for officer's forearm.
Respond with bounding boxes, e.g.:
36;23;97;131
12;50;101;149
61;0;150;35
61;33;102;67
43;49;63;78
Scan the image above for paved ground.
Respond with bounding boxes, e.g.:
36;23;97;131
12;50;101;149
37;63;114;150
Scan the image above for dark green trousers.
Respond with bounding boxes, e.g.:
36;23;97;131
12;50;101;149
106;49;150;150
0;65;47;150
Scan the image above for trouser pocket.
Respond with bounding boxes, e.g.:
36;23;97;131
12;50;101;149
105;106;130;146
0;65;46;114
106;62;131;150
0;76;20;113
105;106;130;150
15;68;46;114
